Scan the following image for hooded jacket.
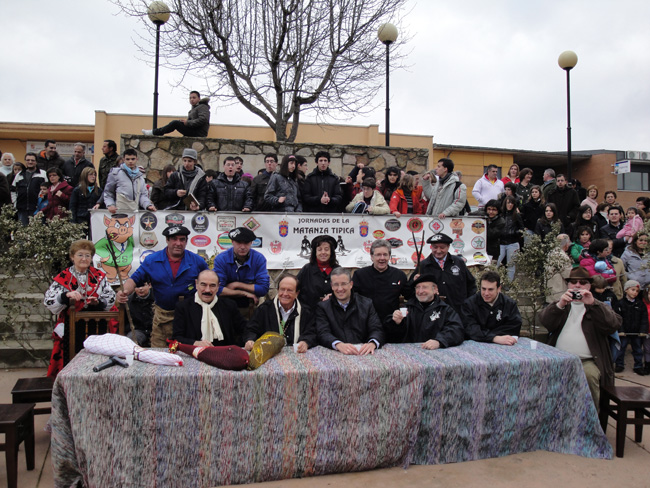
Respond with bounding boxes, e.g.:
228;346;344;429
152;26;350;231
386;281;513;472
422;172;467;217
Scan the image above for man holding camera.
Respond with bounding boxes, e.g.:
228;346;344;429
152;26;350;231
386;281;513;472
538;266;621;410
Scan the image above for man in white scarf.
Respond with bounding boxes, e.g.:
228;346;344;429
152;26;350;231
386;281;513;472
172;270;246;347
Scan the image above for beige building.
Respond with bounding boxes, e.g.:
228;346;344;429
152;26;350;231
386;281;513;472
0;111;646;209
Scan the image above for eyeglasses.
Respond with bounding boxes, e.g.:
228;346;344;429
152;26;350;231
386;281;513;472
568;279;589;285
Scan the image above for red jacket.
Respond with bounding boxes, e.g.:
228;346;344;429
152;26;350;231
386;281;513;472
389;187;425;215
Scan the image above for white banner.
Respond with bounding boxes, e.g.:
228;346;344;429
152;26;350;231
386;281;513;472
90;211;488;279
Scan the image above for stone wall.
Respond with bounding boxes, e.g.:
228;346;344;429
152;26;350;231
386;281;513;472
122;135;429;182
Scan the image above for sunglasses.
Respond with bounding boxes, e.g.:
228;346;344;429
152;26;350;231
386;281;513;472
568;279;589;285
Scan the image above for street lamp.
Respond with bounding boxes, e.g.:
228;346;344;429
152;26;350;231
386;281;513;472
558;50;578;180
148;1;171;131
378;23;398;147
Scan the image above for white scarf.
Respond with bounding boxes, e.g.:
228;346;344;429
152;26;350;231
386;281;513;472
194;293;224;343
274;296;301;344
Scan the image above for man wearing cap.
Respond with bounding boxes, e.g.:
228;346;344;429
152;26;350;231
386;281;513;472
316;267;384;355
412;233;477;313
212;227;270;317
538;266;621;409
387;274;464;349
172;270;246;347
163;148;208;210
353;239;409;326
244;273;317;352
103;148;156;214
117;225;208;347
461;270;521;345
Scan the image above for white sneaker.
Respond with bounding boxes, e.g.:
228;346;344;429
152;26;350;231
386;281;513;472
142;129;153;136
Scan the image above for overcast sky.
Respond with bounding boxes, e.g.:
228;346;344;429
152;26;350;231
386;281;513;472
3;0;649;153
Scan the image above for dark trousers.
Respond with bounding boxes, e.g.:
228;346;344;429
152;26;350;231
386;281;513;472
152;120;205;137
615;335;644;370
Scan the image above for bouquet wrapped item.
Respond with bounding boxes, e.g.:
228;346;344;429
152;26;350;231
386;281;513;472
168;341;249;371
83;334;183;367
248;332;286;370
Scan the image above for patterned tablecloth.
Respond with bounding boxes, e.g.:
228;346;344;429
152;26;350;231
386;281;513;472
51;339;612;488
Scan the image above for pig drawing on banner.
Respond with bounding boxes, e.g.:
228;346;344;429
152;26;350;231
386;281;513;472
95;213;136;284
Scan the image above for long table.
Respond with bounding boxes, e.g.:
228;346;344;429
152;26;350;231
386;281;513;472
51;339;613;487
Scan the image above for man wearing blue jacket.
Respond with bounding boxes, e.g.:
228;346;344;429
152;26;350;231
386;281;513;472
213;227;270;317
117;225;208;347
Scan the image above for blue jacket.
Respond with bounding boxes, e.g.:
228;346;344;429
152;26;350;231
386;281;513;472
212;248;270;297
130;248;208;311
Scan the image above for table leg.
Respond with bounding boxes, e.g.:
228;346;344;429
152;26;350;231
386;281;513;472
615;406;627;457
25;409;35;471
5;426;18;488
634;409;643;443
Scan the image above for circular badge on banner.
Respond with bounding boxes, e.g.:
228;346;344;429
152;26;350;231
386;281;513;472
165;213;185;226
429;219;444;233
450;219;465;236
452;237;465;253
217;232;233;249
139;250;155;263
192;213;209;233
140;212;157;231
140;231;158;249
407;218;424;233
471;236;486;249
191;235;211;248
473;251;489;265
372;230;385;239
407;236;424;248
384;219;401;232
471;220;485;234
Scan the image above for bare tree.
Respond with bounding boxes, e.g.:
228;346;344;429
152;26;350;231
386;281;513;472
116;0;407;142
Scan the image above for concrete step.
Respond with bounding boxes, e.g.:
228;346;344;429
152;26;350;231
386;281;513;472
0;340;50;369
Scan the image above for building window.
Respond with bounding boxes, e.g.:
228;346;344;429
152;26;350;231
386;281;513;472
617;164;650;191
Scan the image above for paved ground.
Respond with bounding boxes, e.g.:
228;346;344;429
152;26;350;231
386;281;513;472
1;356;648;488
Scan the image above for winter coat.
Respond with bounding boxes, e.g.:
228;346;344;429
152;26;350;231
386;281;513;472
164;169;208;210
302;167;343;213
415;253;477;313
614;297;648;335
206;172;253;211
422;172;467;217
296;263;333;310
264;173;302;212
36;150;64;172
386;296;464;347
315;293;384;348
103;167;153;210
579;253;617;284
499;210;524;245
62;158;94;187
389;187;425;215
486;214;505;261
547;186;580;229
244;299;317;347
345;189;389;214
521;198;544;231
539;299;621;387
471;174;504;207
184;98;211;137
11;168;47;212
251;171;275;211
69;186;102;224
43;181;73;219
461;292;522;342
599;223;626;258
621;247;650;288
534;219;564;241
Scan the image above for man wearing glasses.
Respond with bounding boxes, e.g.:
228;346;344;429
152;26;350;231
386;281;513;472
315;267;384;355
538;266;621;410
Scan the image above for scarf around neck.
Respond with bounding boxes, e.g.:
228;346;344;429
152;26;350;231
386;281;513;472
194;293;224;343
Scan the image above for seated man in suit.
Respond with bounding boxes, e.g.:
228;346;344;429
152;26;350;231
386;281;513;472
244;273;317;353
316;267;384;355
461;270;522;345
387;274;464;350
172;269;246;347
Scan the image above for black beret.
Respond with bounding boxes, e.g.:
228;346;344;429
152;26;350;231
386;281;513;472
310;235;337;251
162;225;191;237
229;227;257;243
426;233;453;245
412;274;438;287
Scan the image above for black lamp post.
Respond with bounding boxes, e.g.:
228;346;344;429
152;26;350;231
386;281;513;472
378;23;398;147
558;50;578;180
148;1;170;131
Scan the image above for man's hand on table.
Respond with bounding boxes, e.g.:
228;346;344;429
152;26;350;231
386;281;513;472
422;339;440;350
493;335;517;346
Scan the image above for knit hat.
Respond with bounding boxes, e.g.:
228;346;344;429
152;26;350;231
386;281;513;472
182;148;198;160
624;280;641;291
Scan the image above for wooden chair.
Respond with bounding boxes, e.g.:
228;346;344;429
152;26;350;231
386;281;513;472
11;377;55;415
599;384;650;457
68;304;125;361
0;403;35;488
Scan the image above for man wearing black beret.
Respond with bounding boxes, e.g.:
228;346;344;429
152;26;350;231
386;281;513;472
410;233;477;313
386;274;464;349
